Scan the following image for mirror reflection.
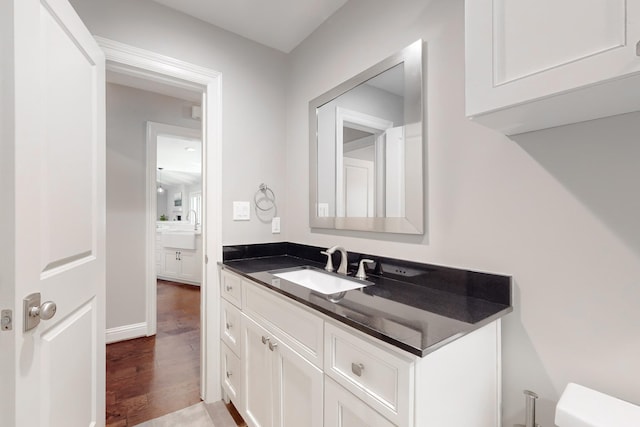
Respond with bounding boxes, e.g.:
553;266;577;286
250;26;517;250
317;64;405;219
310;40;423;234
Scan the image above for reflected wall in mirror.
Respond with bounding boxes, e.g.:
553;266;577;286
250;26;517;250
310;40;424;234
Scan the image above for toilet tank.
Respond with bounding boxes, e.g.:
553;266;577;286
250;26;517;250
555;383;640;427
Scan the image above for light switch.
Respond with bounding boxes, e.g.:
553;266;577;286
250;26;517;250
233;201;250;221
271;217;280;233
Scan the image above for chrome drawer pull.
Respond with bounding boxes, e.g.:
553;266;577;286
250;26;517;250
268;341;278;351
261;336;270;345
352;362;364;377
226;370;232;378
225;285;233;291
226;321;233;329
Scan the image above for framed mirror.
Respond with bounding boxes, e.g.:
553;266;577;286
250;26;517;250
309;40;424;234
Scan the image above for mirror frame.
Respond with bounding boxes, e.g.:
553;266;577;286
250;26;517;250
309;39;424;234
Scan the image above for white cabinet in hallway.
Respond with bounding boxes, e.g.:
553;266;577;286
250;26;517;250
156;231;202;284
465;0;640;134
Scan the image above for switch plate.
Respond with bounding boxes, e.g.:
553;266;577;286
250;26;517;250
233;201;250;221
271;217;280;233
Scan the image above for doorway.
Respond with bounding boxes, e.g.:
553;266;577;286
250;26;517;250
98;36;223;407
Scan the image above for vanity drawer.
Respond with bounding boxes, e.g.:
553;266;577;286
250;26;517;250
324;322;414;427
221;341;242;408
221;299;241;356
221;270;242;308
243;279;324;368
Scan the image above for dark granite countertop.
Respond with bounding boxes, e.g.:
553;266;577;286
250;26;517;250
221;243;512;357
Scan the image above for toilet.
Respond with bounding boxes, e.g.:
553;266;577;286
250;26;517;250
555;383;640;427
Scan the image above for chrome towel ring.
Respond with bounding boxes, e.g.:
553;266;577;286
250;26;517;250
254;183;276;212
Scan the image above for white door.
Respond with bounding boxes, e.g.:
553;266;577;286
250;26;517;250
343;157;374;217
0;0;106;426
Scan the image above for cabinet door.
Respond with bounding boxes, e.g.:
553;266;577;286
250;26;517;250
222;342;243;408
325;378;395;427
178;249;200;282
163;250;180;277
466;0;640;120
242;314;274;427
272;337;323;427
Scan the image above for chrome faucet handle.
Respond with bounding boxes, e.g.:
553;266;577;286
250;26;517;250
320;251;334;272
355;259;375;280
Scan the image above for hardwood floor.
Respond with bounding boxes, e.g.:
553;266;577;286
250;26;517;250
106;280;202;426
106;279;247;426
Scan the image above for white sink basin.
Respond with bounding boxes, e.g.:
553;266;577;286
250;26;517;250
273;267;370;295
161;231;196;249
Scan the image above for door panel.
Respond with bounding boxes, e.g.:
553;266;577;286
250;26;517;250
242;314;273;427
324;378;394;427
5;0;106;425
273;340;323;427
42;300;96;427
40;2;97;274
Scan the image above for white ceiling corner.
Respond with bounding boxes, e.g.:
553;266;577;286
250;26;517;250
150;0;348;53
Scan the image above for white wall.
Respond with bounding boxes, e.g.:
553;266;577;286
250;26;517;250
286;1;640;425
70;0;288;245
106;82;200;329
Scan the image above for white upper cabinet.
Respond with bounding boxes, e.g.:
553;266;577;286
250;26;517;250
465;0;640;135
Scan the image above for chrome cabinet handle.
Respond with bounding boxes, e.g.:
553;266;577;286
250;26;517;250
268;341;278;351
226;370;232;378
225;321;233;329
351;362;364;377
225;284;233;291
261;336;270;345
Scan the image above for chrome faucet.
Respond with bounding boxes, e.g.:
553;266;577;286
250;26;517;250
326;245;349;275
188;209;199;231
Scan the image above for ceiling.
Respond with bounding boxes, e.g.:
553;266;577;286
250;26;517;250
150;0;348;53
157;135;202;186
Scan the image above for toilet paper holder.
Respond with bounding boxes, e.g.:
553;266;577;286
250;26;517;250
515;389;540;427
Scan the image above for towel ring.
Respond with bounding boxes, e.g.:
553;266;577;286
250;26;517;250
254;183;276;212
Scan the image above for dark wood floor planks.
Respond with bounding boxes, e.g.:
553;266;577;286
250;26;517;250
106;280;202;426
106;279;246;426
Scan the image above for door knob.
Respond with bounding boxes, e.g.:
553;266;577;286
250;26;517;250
29;301;57;320
23;293;57;332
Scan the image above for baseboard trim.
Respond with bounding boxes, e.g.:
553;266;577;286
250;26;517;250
157;275;201;286
106;322;148;344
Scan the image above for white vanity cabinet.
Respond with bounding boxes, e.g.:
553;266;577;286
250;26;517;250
220;270;324;427
156;233;202;284
220;268;502;427
465;0;640;135
162;248;200;282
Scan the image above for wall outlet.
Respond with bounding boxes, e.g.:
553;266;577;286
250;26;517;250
318;203;329;217
271;217;281;233
233;201;250;221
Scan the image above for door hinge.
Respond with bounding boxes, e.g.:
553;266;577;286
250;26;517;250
1;309;12;331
